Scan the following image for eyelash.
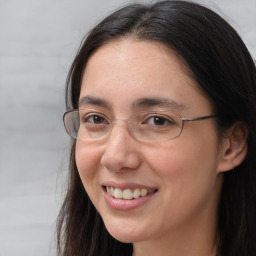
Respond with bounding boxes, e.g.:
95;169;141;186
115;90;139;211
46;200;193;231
142;115;174;126
81;112;175;127
82;114;109;124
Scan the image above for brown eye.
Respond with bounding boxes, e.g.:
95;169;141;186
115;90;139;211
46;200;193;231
152;116;169;126
143;115;174;126
83;114;108;124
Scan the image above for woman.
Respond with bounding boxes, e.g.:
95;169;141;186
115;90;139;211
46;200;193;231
57;1;256;255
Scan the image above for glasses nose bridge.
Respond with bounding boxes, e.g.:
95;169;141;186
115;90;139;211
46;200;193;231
110;117;135;135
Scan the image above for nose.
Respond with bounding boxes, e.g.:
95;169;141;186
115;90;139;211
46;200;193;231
100;122;142;172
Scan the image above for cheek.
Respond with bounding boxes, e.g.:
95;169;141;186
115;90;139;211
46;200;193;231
75;142;103;194
144;141;220;229
145;139;214;175
145;136;219;202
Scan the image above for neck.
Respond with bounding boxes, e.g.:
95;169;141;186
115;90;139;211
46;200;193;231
133;230;217;256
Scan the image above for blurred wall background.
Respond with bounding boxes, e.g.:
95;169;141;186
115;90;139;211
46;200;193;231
0;0;255;255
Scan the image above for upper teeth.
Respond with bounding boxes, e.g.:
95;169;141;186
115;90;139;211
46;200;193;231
106;186;154;200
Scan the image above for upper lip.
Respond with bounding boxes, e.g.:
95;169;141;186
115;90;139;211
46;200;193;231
102;181;158;190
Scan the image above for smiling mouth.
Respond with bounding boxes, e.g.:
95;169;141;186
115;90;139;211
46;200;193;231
104;186;157;200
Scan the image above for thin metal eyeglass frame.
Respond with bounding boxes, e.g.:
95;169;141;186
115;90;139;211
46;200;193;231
63;109;218;142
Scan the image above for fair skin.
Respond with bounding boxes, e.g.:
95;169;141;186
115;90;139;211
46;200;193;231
75;39;247;256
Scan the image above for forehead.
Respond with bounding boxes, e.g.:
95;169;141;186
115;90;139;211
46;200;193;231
80;39;212;115
83;38;190;81
85;38;188;77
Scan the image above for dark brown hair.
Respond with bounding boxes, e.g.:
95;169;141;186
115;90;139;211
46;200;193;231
57;1;256;255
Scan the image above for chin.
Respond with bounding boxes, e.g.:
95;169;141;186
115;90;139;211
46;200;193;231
104;223;146;243
108;231;141;243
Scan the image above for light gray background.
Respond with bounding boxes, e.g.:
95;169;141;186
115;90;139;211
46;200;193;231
0;0;255;255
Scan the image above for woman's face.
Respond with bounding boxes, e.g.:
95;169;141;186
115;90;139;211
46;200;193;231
76;39;225;243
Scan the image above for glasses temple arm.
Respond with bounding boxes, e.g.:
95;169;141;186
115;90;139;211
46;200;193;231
182;114;218;122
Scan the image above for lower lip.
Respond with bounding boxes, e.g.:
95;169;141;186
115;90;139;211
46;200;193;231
103;188;156;211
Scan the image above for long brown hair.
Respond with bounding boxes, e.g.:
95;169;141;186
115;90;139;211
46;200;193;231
57;1;256;255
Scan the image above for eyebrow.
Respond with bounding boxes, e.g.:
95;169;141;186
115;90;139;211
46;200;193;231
79;96;111;108
79;95;187;111
132;97;187;110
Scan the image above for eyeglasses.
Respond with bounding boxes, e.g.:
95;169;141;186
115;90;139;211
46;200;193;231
63;109;217;143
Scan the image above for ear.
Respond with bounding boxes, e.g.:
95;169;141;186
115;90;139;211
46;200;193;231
217;122;248;173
